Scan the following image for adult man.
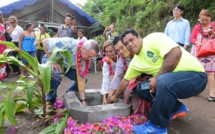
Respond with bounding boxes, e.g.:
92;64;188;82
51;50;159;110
107;36;133;99
109;29;207;134
164;4;190;50
56;13;77;38
42;37;99;106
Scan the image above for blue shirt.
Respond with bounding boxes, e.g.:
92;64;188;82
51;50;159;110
22;36;36;52
164;17;190;46
42;37;78;68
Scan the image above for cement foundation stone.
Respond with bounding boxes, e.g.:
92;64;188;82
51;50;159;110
63;89;131;123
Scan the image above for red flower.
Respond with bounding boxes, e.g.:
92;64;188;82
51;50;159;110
76;41;90;78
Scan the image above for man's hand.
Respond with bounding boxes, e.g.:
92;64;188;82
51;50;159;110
81;101;87;107
183;45;187;50
108;89;116;98
108;95;118;103
102;98;107;105
149;77;156;93
51;63;62;73
71;19;76;25
105;26;110;31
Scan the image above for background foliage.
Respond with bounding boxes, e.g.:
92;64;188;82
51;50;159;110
82;0;215;37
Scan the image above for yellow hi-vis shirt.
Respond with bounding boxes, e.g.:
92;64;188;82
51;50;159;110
124;33;205;80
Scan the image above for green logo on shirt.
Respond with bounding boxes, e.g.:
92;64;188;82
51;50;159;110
147;51;154;58
147;51;160;63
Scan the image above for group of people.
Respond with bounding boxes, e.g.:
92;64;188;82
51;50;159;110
0;12;51;79
164;5;215;102
0;3;214;134
98;4;214;134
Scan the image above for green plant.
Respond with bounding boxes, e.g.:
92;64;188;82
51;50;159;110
0;41;72;133
93;35;106;46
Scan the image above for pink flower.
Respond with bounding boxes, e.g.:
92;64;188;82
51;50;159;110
54;99;64;109
9;128;15;133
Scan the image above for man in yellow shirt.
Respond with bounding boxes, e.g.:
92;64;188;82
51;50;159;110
109;29;207;134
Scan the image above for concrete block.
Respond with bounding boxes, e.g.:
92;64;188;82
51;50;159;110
63;89;131;123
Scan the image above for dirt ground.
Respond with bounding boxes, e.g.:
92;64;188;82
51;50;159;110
1;70;215;134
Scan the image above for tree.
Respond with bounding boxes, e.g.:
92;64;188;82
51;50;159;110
81;0;215;37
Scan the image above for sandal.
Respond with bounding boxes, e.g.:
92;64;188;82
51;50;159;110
14;72;20;76
208;96;215;102
20;74;25;77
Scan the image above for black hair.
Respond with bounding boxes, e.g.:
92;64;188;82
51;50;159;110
121;29;138;44
25;22;33;30
113;35;121;46
174;4;184;11
78;29;84;34
71;16;75;20
66;13;75;20
40;24;46;32
66;13;72;18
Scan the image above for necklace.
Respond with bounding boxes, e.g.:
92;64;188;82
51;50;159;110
76;41;90;78
102;56;114;76
122;54;134;71
122;57;127;71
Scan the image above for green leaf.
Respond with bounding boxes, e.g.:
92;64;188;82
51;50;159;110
39;123;57;134
15;103;27;113
5;86;24;125
48;48;72;73
0;83;15;90
34;108;43;115
38;63;51;93
32;98;43;105
112;126;118;131
0;52;35;76
0;103;5;127
0;127;4;134
27;84;35;108
14;96;26;101
55;113;68;134
0;41;16;48
0;47;38;77
14;50;38;76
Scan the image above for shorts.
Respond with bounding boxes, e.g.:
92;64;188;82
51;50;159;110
22;51;36;65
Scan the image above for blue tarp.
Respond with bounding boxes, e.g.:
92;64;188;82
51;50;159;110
0;0;96;26
0;0;37;15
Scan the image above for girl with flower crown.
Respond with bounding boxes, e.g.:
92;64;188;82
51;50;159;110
190;9;215;101
100;41;118;105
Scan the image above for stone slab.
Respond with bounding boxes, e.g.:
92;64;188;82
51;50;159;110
63;89;131;123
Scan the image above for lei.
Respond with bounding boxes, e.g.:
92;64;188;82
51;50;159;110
122;57;127;71
198;23;215;37
102;56;114;76
122;54;134;71
76;41;90;78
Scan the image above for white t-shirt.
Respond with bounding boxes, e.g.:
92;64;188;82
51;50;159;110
10;25;23;42
77;36;87;42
